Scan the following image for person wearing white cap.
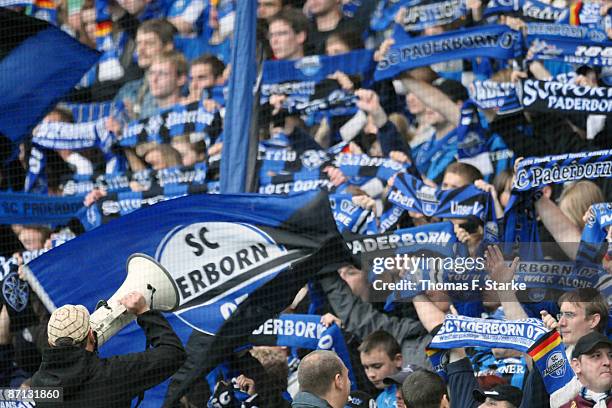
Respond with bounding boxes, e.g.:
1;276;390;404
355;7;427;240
31;291;186;407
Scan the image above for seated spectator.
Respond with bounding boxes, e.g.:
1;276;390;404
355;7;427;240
401;369;450;408
541;288;608;357
292;350;351;408
358;330;404;407
553;332;612;407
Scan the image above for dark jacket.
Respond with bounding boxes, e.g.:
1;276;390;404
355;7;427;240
319;274;431;368
31;311;186;407
292;391;333;408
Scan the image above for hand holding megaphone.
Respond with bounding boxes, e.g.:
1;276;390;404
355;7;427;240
118;292;151;316
89;254;179;346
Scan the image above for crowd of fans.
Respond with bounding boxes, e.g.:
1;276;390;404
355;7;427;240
0;0;611;407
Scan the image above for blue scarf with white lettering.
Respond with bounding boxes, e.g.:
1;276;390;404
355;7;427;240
345;221;458;258
519;79;612;114
484;0;568;22
249;314;357;390
375;25;523;81
329;194;377;235
258;151;409;194
469;80;522;114
401;0;467;31
430;314;549;352
526;23;612;67
0;192;84;224
370;0;420;32
469;348;528;388
261;50;375;106
513;149;612;192
387;173;499;244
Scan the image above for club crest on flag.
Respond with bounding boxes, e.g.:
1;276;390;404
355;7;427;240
543;351;567;378
155;222;297;308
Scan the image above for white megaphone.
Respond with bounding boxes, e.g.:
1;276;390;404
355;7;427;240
89;253;179;346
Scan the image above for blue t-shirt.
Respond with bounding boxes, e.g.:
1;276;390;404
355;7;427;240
376;384;398;408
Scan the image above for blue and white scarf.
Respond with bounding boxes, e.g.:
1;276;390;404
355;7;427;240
513;149;612;192
519;78;612;114
119;102;219;149
387;173;499;243
469;80;522;114
484;0;568;23
526;23;612;67
94;0;124;82
345;221;457;257
78;182;208;230
430;314;549;352
401;0;467;31
370;0;420;32
250;314;357;389
261;50;375;106
375;25;523;81
329;194;377;235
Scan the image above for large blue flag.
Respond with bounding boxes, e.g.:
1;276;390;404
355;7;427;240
25;191;350;406
0;8;100;162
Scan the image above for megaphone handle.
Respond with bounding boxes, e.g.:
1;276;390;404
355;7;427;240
147;284;156;309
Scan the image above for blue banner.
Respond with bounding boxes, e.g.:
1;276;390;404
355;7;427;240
375;25;523;81
526;23;612;67
261;49;375;110
0;192;84;224
387;173;499;244
27;192;348;335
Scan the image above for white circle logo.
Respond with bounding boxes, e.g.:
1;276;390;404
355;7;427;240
156;222;287;307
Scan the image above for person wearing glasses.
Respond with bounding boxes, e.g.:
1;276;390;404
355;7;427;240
541;288;609;358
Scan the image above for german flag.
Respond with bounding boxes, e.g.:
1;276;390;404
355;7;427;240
34;0;55;10
528;330;562;362
95;20;112;38
569;0;582;25
0;8;100;163
527;330;576;394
